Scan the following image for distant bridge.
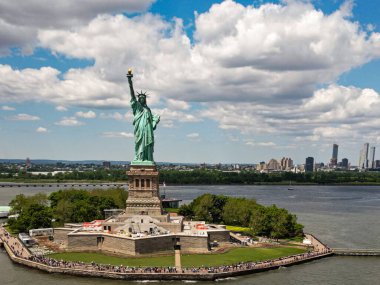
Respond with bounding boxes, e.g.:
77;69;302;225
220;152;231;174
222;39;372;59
0;183;128;188
332;248;380;256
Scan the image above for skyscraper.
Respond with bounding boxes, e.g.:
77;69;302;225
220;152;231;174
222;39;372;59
305;157;314;172
341;158;349;169
330;144;338;167
359;143;369;169
280;157;293;170
369;146;376;169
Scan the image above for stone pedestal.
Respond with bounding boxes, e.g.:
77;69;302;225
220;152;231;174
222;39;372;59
125;165;168;222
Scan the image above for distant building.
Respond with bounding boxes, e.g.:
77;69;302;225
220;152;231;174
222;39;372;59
305;157;314;172
359;143;369;169
103;161;111;169
280;157;293;171
25;157;31;168
266;159;280;171
161;198;182;209
376;160;380;169
369;146;376;169
314;162;324;171
341;158;349;169
56;162;65;168
256;161;266;171
330;144;338;167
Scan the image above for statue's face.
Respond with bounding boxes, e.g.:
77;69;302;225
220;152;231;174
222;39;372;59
138;96;146;105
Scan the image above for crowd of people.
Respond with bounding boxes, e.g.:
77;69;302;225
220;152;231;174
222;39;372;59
27;248;332;275
0;227;31;259
1;226;332;277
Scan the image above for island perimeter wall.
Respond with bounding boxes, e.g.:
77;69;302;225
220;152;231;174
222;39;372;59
0;226;334;281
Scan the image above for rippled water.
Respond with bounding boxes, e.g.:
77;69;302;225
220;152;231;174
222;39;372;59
1;184;380;284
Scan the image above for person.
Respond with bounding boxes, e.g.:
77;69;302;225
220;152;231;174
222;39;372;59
127;70;160;163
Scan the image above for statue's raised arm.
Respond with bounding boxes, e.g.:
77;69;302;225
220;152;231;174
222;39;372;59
126;69;136;102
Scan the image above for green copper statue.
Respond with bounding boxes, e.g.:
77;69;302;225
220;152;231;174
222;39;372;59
127;69;160;165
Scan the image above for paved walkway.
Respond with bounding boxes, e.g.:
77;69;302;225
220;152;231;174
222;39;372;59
0;227;31;259
304;233;331;253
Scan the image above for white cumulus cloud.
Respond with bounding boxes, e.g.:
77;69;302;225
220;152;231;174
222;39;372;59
8;113;40;121
55;117;84;126
76;110;96;119
1;105;15;111
56;105;68;112
102;131;134;138
36;127;48;133
166;99;190;110
246;141;276;147
0;0;155;54
1;1;380;108
99;112;132;121
187;133;200;139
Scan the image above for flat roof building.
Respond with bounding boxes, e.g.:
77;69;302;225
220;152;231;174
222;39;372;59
305;157;314;172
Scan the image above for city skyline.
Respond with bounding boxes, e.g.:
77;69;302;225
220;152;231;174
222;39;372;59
1;0;380;164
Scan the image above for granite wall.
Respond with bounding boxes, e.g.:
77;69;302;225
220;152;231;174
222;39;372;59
53;228;72;246
209;231;231;242
67;234;99;251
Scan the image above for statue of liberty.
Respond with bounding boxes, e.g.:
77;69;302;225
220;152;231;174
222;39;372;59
127;69;160;165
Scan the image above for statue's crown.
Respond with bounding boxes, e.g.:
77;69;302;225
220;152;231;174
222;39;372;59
137;90;148;98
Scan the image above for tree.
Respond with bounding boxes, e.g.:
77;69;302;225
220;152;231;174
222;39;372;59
49;188;123;224
9;193;48;214
54;199;74;224
222;198;257;227
8;203;52;233
250;205;271;236
193;194;214;222
268;206;291;239
178;193;304;239
178;204;194;219
189;194;228;223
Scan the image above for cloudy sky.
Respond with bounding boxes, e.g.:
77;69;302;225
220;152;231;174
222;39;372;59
1;0;380;165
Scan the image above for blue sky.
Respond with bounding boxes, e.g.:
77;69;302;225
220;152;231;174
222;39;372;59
1;0;380;165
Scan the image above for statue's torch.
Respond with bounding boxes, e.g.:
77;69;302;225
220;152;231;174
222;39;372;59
127;68;133;78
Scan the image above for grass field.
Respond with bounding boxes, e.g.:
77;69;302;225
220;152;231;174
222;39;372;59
49;247;306;267
226;225;251;233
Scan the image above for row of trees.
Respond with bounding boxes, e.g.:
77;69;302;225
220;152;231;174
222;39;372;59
178;194;303;239
160;169;380;184
7;188;128;233
0;169;128;181
2;168;380;184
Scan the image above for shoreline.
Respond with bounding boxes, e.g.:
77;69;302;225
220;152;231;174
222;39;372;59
0;227;333;281
2;181;380;186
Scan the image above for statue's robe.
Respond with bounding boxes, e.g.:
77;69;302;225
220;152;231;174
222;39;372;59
131;98;159;162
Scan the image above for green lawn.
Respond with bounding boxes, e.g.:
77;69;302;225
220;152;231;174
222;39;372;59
49;247;305;267
164;208;179;213
226;225;251;234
